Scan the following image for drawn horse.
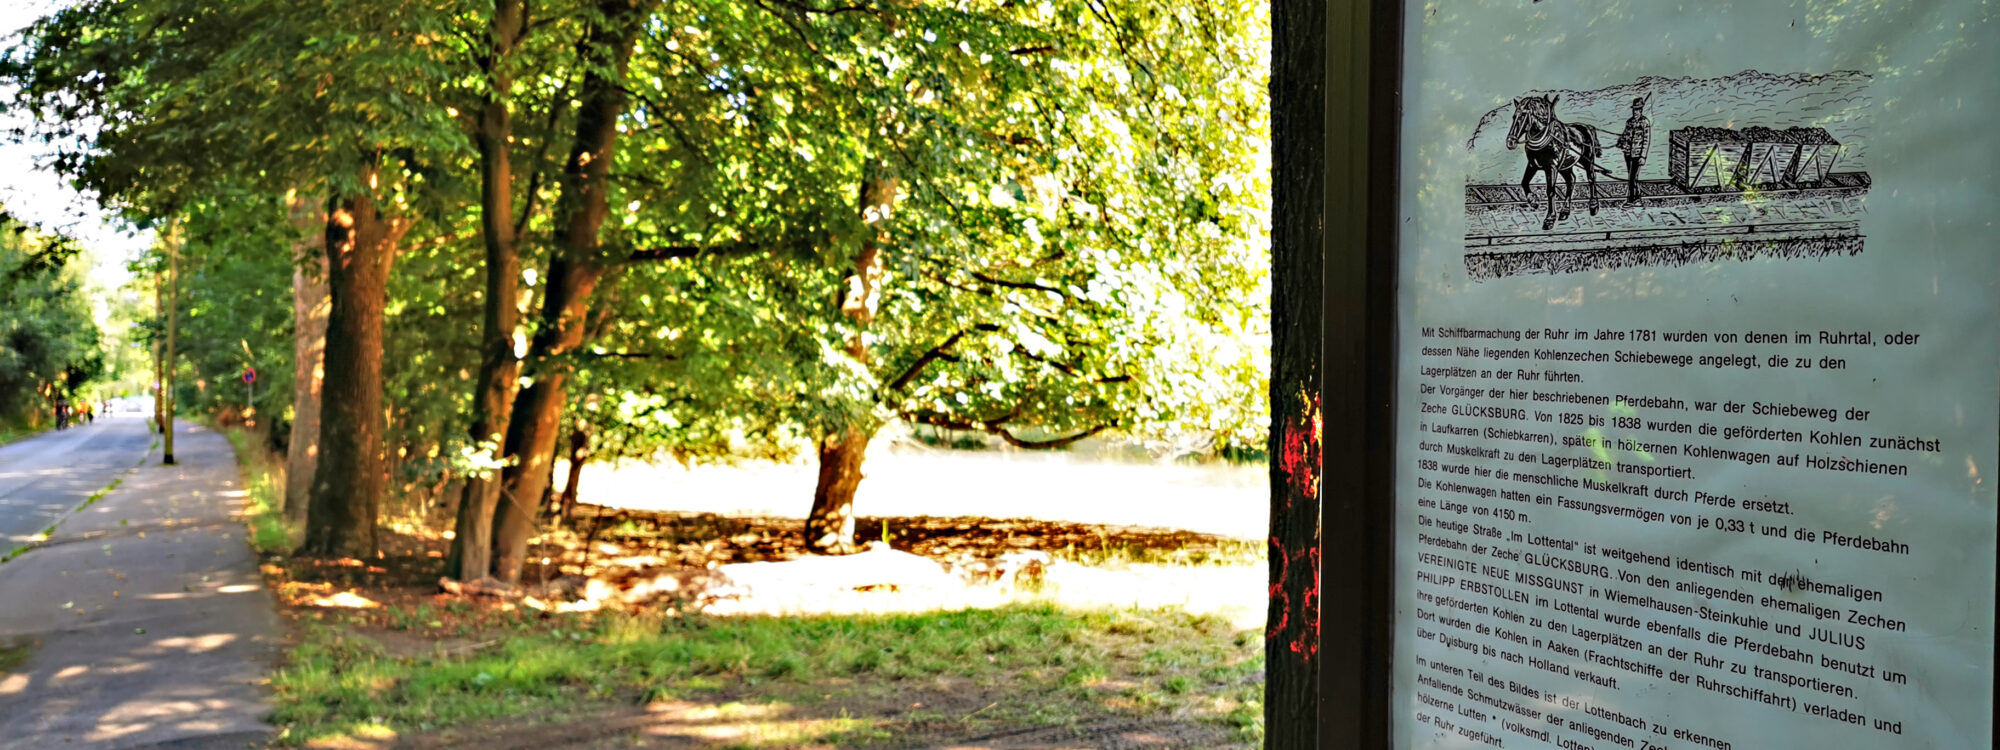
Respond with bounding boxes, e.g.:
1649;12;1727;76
1505;94;1614;230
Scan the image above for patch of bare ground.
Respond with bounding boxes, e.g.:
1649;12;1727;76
303;678;1243;750
548;505;1262;571
312;685;1233;749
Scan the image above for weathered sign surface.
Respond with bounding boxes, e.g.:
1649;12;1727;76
1391;3;1997;748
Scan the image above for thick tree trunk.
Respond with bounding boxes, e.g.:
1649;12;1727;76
806;172;896;554
285;193;330;526
488;0;645;582
445;0;527;582
491;383;559;577
1267;0;1323;742
301;174;404;559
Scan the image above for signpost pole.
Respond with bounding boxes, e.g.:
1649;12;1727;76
243;367;257;425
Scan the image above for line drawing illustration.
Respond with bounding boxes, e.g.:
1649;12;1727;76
1504;94;1615;230
1463;70;1872;280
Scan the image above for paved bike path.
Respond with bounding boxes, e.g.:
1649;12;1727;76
0;420;281;749
0;417;154;547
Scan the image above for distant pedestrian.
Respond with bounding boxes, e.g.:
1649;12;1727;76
1616;95;1651;205
54;394;69;430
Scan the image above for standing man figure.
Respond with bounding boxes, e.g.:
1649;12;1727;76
54;394;68;430
1616;95;1650;206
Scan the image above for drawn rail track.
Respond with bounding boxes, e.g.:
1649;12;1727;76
1463;173;1868;280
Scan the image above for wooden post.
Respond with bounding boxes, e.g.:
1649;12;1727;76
153;261;165;437
163;221;180;465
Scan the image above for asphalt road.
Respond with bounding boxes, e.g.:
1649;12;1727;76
0;414;153;548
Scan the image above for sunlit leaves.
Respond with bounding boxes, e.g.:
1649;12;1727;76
599;0;1271;458
166;193;298;423
6;0;1271;475
0;214;103;420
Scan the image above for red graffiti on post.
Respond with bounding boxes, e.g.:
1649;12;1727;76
1270;389;1321;659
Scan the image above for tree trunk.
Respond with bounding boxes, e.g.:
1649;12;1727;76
488;0;645;582
1267;0;1323;742
805;171;897;554
152;264;165;436
302;173;405;559
806;427;870;553
446;0;527;582
162;222;179;465
489;260;599;580
557;421;587;524
540;439;559;513
285;192;330;526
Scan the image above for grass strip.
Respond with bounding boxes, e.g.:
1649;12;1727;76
218;426;297;553
0;474;129;566
0;639;30;675
271;604;1263;747
79;477;121;510
0;425;41;449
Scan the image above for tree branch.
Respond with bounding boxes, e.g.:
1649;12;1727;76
620;240;767;263
767;0;880;16
980;129;1042;147
902;410;1110;450
749;0;824;55
1010;345;1081;376
887;329;971;392
998;424;1108;449
970;270;1066;298
1000;341;1130;384
584;350;677;360
513;66;577;238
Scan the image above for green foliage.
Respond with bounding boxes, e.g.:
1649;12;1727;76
378;226;485;497
166;195;300;429
581;0;1271;461
6;0;471;212
0;210;104;426
7;0;1271;496
9;0;504;475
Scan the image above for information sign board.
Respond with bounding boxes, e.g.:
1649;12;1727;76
1389;3;1998;748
